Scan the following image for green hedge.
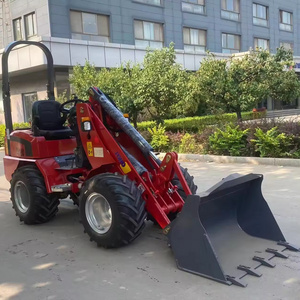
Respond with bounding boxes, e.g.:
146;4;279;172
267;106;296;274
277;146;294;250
137;111;266;133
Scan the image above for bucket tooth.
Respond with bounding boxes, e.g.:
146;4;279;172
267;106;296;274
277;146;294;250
225;275;247;287
237;265;262;277
253;256;275;268
266;248;288;259
277;241;300;252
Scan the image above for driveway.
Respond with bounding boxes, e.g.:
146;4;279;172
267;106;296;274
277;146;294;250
0;152;299;300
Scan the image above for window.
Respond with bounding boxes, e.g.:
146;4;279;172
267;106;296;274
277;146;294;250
134;20;163;48
24;13;37;40
280;10;293;31
254;38;269;50
13;18;22;41
183;28;206;53
134;0;162;5
182;0;205;15
253;3;268;27
70;11;110;42
23;92;37;122
280;42;293;51
221;0;240;21
222;33;240;53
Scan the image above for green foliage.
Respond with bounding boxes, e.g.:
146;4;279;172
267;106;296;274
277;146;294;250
137;43;196;123
251;127;292;158
209;125;249;156
196;48;300;121
148;124;170;152
55;90;69;104
179;133;197;153
138;111;264;133
0;125;5;147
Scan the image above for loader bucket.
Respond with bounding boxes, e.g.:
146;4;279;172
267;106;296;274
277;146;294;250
168;173;299;287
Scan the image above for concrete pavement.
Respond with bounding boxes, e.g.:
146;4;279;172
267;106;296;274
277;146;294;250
0;152;300;300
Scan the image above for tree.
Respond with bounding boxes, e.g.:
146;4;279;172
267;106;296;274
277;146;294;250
196;48;300;121
136;43;194;124
70;62;144;128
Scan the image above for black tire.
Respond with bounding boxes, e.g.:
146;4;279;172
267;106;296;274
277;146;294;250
79;173;147;248
167;167;198;220
11;165;59;224
172;166;198;200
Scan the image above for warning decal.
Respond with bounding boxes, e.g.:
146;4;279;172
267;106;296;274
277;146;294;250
87;142;93;156
94;147;104;158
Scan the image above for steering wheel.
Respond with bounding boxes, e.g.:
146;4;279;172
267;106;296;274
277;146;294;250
60;99;86;114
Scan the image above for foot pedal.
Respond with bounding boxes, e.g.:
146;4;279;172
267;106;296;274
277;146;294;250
278;241;300;252
253;256;275;268
266;248;288;259
237;265;262;277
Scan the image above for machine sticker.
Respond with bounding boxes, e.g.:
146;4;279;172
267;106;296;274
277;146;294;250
94;147;104;158
115;152;131;174
87;142;93;156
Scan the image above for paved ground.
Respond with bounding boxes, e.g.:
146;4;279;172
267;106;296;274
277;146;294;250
0;152;300;300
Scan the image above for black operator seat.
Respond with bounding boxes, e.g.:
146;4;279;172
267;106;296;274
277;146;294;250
31;100;74;139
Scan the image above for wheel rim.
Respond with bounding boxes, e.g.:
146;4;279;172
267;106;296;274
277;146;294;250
85;193;112;234
14;180;30;213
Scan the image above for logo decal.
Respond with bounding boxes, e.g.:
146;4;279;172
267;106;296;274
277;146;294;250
115;152;131;174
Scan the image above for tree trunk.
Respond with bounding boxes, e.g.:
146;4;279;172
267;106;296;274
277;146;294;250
236;106;242;122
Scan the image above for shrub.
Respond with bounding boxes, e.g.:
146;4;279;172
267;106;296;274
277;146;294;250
209;124;249;156
251;127;292;158
148;124;170;152
0;125;5;147
179;133;198;153
137;111;265;133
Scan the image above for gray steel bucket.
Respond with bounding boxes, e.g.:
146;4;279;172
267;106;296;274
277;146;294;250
168;173;299;287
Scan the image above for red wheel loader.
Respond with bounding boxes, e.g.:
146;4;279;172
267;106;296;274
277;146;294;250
2;41;299;287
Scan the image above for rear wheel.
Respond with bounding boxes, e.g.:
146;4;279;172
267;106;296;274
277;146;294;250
11;165;59;224
79;173;146;248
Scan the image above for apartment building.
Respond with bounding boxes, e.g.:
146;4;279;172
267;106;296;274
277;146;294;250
0;0;300;122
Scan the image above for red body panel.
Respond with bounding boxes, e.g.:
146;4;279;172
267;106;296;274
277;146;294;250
9;130;76;158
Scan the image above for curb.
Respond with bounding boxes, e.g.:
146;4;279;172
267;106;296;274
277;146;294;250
157;153;300;167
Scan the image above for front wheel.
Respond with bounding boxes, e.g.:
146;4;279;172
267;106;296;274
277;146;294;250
79;173;147;248
11;165;59;224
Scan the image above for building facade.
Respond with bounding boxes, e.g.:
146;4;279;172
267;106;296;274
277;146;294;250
1;0;300;122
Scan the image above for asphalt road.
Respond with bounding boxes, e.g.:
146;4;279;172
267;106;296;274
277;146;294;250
0;151;299;300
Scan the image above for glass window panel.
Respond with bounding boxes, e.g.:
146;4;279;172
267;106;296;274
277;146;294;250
194;45;206;53
280;42;293;50
184;45;195;52
154;23;163;41
135;39;149;47
70;11;83;33
149;41;163;48
221;0;226;10
97;15;109;36
134;20;144;39
82;12;98;35
143;22;154;40
190;29;199;45
24;13;37;39
222;33;227;48
23;92;37;122
198;30;206;45
13;18;22;40
183;27;190;44
227;34;235;48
